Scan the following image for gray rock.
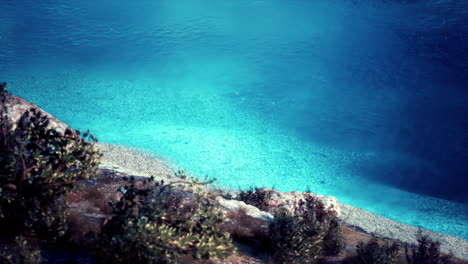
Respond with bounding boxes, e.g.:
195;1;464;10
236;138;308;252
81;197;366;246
257;188;341;217
216;197;273;221
3;94;74;135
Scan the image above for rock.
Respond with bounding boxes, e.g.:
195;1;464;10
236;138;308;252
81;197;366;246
316;194;340;217
2;94;75;136
216;197;274;221
257;188;340;217
216;197;273;241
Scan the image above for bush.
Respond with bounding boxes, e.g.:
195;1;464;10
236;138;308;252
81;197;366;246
0;84;101;243
323;217;344;255
93;175;235;263
405;231;453;264
354;238;401;264
268;194;343;264
269;208;326;264
1;236;43;264
238;187;271;211
0;82;7;95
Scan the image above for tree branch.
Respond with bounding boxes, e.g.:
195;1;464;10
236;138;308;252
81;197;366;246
18;154;37;184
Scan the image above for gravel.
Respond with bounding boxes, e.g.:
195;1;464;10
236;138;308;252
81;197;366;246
96;143;175;180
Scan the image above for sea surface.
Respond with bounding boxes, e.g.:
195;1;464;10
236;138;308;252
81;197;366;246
1;0;467;239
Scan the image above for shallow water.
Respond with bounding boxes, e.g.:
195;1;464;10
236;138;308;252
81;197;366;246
1;0;467;239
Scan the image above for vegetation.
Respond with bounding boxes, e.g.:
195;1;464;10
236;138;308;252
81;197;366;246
93;174;235;263
0;83;101;243
0;82;8;95
268;193;343;264
323;217;344;255
405;231;454;264
1;236;43;264
238;187;271;211
354;238;401;264
351;231;456;264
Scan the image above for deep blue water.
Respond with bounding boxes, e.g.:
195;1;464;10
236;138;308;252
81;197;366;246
1;0;467;239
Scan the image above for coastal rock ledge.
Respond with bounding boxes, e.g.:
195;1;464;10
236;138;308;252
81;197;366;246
3;94;73;134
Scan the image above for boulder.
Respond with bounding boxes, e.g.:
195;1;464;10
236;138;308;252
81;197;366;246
216;197;273;240
257;188;340;217
216;197;273;221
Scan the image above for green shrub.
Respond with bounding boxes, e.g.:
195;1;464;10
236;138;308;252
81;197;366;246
323;217;344;255
354;238;401;264
405;231;453;264
238;187;271;211
94;175;235;263
269;208;326;264
0;85;101;243
1;236;43;264
268;194;343;264
0;82;8;95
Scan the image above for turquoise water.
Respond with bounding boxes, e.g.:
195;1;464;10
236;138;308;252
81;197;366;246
1;0;467;239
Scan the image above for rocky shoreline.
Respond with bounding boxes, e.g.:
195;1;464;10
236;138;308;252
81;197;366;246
339;203;467;260
96;142;468;260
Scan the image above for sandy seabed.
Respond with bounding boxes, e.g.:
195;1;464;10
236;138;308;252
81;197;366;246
96;143;468;260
